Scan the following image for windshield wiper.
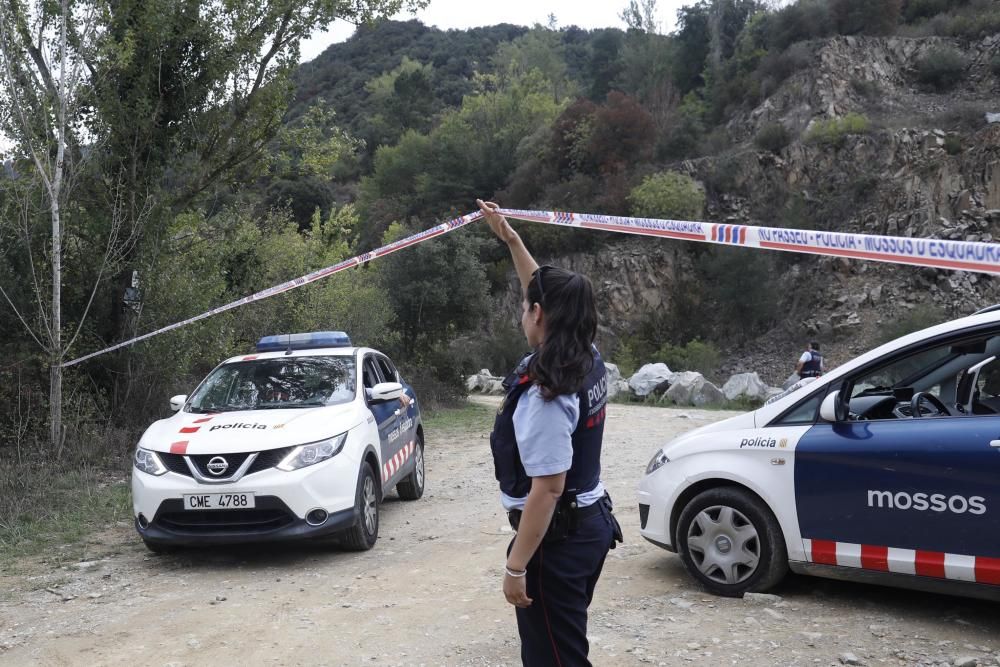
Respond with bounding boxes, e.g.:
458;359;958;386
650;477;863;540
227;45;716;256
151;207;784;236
257;403;323;409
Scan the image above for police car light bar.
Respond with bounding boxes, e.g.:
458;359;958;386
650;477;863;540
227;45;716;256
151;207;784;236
256;332;352;352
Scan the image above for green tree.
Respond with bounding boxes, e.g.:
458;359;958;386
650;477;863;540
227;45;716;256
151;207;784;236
0;0;427;449
377;223;489;357
365;56;437;148
495;25;575;103
629;171;705;220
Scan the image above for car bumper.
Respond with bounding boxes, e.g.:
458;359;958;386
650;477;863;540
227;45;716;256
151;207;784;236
132;450;362;545
137;497;358;546
637;464;687;552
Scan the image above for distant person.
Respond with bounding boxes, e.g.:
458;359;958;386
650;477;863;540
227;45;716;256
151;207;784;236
796;341;825;379
477;198;622;666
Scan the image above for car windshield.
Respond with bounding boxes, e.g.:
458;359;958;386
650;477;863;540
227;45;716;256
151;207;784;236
187;356;356;412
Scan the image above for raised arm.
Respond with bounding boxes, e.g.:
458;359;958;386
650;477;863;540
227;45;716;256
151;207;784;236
477;199;539;294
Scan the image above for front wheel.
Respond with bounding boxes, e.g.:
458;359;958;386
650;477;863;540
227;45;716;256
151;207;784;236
396;435;424;501
340;463;379;551
676;487;787;597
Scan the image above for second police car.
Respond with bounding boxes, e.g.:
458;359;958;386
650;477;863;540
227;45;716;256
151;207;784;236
132;332;423;552
639;307;1000;600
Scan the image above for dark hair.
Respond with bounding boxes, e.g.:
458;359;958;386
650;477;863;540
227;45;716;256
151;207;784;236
526;266;598;399
810;341;820;351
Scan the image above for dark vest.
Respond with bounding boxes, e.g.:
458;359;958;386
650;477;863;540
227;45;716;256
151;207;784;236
490;348;608;499
800;350;823;378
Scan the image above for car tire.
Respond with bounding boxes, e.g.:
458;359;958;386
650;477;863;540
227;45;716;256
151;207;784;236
340;462;380;551
676;486;787;597
396;434;425;501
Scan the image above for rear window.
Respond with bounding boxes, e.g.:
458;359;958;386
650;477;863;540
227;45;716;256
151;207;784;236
187;356;356;412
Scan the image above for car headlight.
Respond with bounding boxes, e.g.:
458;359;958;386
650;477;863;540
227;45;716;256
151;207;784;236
134;447;167;476
645;448;670;475
278;433;348;471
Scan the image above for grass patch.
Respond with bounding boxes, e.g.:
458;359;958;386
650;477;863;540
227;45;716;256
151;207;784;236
0;460;132;566
423;400;497;433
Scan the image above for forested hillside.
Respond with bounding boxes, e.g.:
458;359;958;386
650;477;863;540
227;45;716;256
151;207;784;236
0;0;999;525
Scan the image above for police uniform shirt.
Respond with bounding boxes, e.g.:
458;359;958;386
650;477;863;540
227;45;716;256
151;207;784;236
798;350;824;370
500;384;607;512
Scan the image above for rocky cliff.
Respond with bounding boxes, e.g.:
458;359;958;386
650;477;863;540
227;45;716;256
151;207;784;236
504;34;1000;387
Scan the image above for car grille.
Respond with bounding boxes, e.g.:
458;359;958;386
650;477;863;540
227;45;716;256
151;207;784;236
159;446;295;479
188;452;252;478
153;498;295;535
639;503;650;530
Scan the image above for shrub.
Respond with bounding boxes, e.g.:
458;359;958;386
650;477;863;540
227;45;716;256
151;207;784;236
628;171;705;220
850;77;881;102
876;304;948;345
754;122;792;153
913;47;967;91
939;8;1000;38
943;134;962;155
831;0;903;35
805;112;871;148
903;0;952;22
932;101;988;131
656;339;722;381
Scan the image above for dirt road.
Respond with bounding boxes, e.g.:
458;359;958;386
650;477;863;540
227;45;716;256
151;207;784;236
2;399;998;666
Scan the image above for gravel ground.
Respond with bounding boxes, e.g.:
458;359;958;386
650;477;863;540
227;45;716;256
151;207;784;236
1;398;998;666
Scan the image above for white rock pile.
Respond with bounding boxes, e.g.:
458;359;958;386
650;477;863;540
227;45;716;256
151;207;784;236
466;362;785;407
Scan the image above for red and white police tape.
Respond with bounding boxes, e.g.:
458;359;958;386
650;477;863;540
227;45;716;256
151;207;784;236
61;210;486;367
62;207;1000;367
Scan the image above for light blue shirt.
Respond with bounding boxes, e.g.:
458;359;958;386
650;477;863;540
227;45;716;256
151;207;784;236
500;384;606;511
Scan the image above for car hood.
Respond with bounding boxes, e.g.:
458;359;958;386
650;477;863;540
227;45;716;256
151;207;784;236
138;403;363;454
661;410;758;459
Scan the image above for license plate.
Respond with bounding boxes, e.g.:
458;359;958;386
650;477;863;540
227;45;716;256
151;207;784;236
182;492;255;510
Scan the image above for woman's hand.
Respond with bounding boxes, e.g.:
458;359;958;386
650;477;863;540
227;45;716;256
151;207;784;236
503;572;533;608
476;199;519;245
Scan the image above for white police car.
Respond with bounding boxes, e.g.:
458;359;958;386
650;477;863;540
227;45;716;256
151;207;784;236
639;307;1000;600
132;332;423;552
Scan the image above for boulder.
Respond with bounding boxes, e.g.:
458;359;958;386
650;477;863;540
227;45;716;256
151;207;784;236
722;372;770;401
781;372;801;390
664;371;726;407
607;379;631;399
605;362;623;385
605;362;632;399
466;369;503;394
628;363;674;397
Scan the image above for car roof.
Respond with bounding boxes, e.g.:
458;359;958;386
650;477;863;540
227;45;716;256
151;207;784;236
755;307;1000;422
220;347;380;365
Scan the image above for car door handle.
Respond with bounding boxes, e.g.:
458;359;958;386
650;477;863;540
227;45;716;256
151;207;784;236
990;440;1000;448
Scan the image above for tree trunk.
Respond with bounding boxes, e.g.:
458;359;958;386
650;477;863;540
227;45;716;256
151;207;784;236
50;361;62;453
50;195;63;452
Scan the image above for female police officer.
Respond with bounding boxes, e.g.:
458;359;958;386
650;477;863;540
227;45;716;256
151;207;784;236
477;199;621;666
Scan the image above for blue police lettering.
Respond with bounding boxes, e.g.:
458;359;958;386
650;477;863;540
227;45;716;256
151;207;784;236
867;489;986;515
863;237;914;255
209;422;268;432
760;229;809;245
739;437;777;449
816;233;858;250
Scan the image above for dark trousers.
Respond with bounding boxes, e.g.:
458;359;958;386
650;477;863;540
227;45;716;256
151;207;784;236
513;504;614;667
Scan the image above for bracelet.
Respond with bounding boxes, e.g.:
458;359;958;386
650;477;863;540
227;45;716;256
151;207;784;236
504;566;527;578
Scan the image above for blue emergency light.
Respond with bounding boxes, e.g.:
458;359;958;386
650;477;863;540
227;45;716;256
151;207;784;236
256;331;352;352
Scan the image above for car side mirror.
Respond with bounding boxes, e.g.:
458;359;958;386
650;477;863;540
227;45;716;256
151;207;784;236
370;382;403;403
819;389;848;422
169;395;188;412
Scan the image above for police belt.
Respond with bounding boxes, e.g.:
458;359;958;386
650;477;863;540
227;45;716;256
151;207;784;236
507;499;604;533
